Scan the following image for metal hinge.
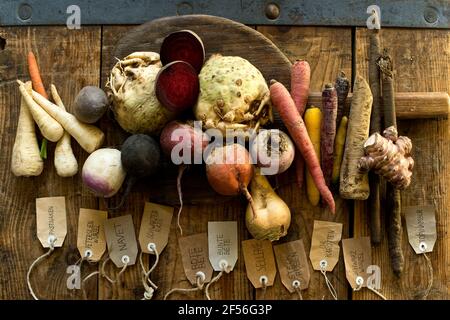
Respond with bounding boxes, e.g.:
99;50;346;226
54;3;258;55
0;0;449;28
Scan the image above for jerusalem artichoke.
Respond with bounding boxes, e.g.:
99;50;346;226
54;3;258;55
358;126;414;190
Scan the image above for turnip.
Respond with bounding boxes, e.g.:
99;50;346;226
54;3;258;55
160;30;205;74
155;61;200;113
205;144;256;217
160;121;208;234
250;129;295;175
82;148;126;198
74;86;108;124
112;134;161;209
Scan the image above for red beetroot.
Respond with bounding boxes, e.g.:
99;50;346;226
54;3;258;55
160;30;205;74
155;61;200;113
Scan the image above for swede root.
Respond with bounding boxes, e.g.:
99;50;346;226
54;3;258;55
16;80;64;142
30;89;105;153
269;80;335;213
50;85;78;177
339;75;372;200
11;81;43;177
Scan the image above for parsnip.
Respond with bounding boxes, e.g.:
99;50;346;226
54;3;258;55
339;75;372;200
17;80;63;142
51;85;78;177
11;81;43;176
31;89;105;153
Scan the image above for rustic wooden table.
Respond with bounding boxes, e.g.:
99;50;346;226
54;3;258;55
0;23;448;300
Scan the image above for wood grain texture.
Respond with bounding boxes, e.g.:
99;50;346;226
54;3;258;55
306;91;450;119
255;26;352;300
0;27;101;299
353;28;449;300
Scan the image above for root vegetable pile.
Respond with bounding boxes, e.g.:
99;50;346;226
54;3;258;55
270;80;335;214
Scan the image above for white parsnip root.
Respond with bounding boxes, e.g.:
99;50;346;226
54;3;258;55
11;81;44;177
51;85;78;177
17;80;64;142
31;89;105;153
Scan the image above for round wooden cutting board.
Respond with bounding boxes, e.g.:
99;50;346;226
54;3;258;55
113;15;292;206
114;14;291;86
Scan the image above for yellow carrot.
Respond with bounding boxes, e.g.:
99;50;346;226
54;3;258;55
332;116;348;184
304;106;322;206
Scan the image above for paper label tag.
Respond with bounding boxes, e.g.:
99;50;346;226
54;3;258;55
36;196;67;248
242;239;277;289
104;215;138;268
405;206;437;254
342;237;372;289
208;221;238;272
274;240;310;292
178;233;213;285
77;208;107;262
309;220;343;271
139;202;173;254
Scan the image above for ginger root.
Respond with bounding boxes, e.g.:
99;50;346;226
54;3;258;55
358;126;414;189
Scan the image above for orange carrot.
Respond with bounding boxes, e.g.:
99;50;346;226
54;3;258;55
270;80;335;214
290;60;311;189
27;51;48;158
27;52;48;98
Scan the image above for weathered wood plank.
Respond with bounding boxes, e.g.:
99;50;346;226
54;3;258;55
353;28;449;300
0;26;101;299
255;26;352;300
